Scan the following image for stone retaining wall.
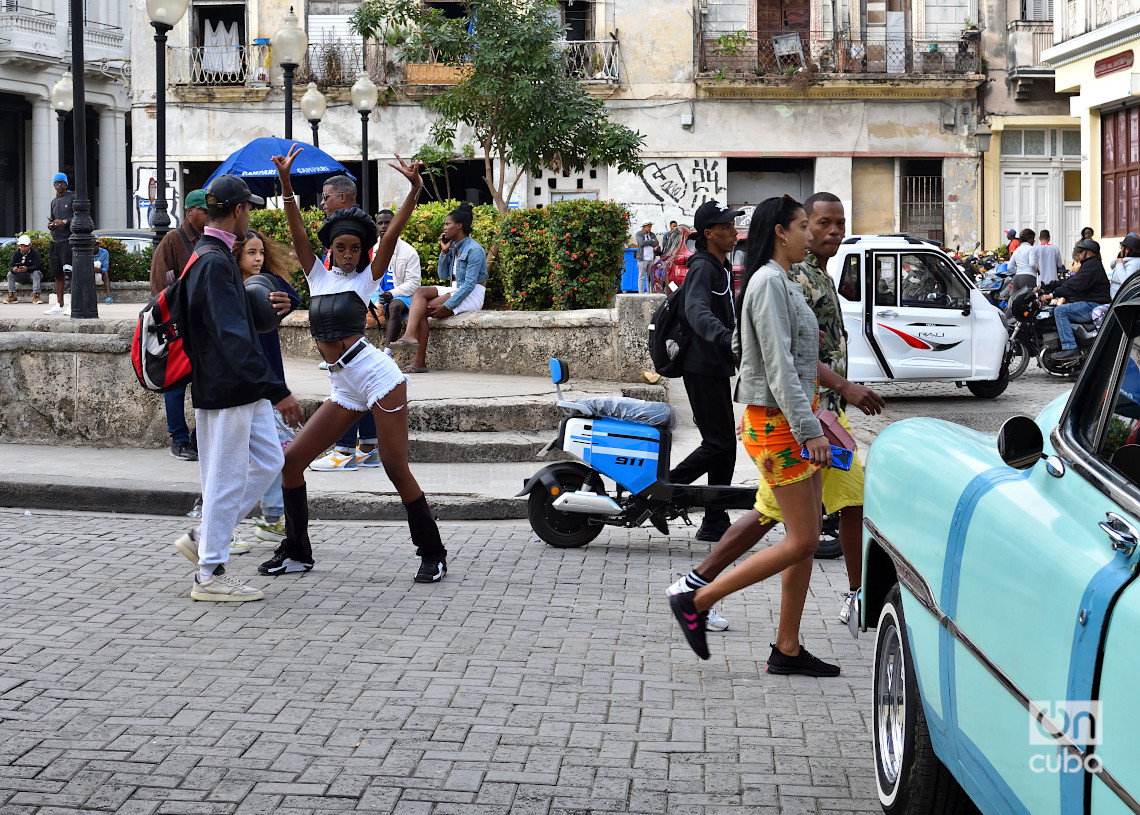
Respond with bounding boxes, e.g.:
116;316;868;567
9;281;153;304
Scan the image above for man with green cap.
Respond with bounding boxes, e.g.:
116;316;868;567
150;189;209;461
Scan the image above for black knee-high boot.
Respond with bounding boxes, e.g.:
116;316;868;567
281;483;314;563
404;493;446;563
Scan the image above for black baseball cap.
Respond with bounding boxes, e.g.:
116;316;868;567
1076;238;1100;254
206;174;265;208
694;200;744;234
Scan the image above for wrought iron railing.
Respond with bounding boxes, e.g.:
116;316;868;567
296;41;383;88
168;44;271;87
699;29;981;77
560;39;620;82
1007;20;1053;71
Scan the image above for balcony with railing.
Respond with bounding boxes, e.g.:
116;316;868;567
168;44;271;90
560;39;620;84
0;4;56;69
698;29;982;84
1008;20;1053;96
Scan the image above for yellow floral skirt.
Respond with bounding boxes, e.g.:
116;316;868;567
741;402;819;489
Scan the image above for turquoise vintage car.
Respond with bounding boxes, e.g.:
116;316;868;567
859;277;1140;815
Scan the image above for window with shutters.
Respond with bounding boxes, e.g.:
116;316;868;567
1022;0;1054;20
1101;107;1140;237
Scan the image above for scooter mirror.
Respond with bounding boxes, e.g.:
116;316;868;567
550;358;570;385
996;415;1044;470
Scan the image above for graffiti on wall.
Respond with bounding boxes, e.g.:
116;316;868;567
637;159;727;217
133;167;181;230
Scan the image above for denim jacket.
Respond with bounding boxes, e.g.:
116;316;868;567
732;260;823;444
437;236;488;312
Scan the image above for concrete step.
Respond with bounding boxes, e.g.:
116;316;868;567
407;430;569;463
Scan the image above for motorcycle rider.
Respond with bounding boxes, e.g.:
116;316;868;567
1042;238;1111;361
1112;234;1140;297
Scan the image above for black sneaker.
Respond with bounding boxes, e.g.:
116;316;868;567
667;589;710;660
414;558;447;583
765;644;841;677
171;441;198;461
814;537;844;559
258;550;314;576
694;512;730;542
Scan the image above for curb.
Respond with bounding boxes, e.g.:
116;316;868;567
0;479;528;521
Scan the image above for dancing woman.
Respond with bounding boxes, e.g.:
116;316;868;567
262;144;448;583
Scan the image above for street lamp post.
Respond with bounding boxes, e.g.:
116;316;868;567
146;0;190;250
50;71;73;174
350;71;377;213
65;1;98;317
975;122;993;250
300;82;326;148
274;7;308;141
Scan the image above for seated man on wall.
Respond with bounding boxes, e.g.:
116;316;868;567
391;202;487;374
94;239;114;304
372;208;422;347
6;235;43;305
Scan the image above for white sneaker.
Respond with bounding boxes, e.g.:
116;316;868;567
190;571;264;602
229;533;252;555
174;531;199;566
255;517;285;542
310;449;358;471
838;590;858;624
356;447;381;467
667;574;729;631
43;303;65;315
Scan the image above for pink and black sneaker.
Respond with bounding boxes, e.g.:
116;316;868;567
667;589;710;660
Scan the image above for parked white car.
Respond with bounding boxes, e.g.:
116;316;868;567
827;235;1009;398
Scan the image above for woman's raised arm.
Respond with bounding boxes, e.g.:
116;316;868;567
370;154;424;281
270;145;318;274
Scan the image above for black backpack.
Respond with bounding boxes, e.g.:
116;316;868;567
647;284;690;377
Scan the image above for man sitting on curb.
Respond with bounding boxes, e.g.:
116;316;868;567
6;235;43;305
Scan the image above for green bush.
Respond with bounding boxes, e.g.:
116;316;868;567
0;231;153;283
548;200;631;310
401;200;501;300
249;206;323;309
496;208;554;310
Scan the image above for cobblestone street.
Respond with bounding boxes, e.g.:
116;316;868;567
0;509;874;814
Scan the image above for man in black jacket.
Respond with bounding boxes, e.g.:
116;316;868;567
1043;238;1111;361
668;199;742;542
171;174;303;602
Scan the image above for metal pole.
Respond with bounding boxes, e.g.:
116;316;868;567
69;0;97;317
360;110;369;215
152;22;173;249
310;119;319;149
56;111;66;174
283;65;295;140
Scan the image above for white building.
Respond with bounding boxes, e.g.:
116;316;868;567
0;0;131;235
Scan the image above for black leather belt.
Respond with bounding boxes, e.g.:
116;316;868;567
326;339;366;372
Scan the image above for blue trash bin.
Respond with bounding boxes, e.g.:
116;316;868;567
621;247;639;292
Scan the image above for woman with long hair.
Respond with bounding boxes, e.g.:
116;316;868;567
668;195;839;676
264;145;449;584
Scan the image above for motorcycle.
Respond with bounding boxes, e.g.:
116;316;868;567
518;359;755;548
1005;288;1097;379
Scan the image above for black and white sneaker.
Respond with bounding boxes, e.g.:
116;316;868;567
258;550;314;576
171;441;198;461
414;558;447;583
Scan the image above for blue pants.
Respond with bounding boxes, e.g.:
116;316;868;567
334;411;378;453
1054;300;1099;350
164;387;194;445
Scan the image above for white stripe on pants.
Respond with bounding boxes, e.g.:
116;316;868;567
194;399;284;570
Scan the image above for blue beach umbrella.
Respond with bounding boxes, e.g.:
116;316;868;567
205;137;354;198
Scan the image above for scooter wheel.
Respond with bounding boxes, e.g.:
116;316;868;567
527;468;605;549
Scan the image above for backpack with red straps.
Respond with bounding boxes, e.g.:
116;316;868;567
131;243;222;392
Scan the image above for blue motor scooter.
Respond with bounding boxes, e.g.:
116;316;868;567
518;359;755;548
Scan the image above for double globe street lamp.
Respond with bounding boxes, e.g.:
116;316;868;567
350;71;378;213
50;71;72;174
273;7;308;140
300;82;326;148
146;0;190;249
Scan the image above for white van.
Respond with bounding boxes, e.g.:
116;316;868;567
827;235;1009;398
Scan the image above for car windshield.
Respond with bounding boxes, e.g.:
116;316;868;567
898;253;971;309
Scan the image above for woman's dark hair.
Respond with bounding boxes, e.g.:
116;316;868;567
233;229;289;278
1082;226;1094;239
448;202;474;235
736;195;803;316
317;208;378;273
1018;228;1035;244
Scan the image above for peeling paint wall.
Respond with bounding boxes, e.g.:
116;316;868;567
943;157;980;249
851;158;896;234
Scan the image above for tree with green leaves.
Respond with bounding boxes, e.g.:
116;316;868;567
352;0;645;214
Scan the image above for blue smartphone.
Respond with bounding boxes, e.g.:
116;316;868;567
801;444;854;471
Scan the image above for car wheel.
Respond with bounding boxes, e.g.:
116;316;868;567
874;584;979;815
965;368;1008;399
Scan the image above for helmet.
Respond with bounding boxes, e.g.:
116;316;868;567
244;273;283;334
1009;287;1038;322
1123;235;1140;253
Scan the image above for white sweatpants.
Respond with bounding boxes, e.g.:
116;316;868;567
194;399;284;571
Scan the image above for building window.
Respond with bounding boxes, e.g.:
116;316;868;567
1102;107;1140;237
1021;0;1053;20
900;160;943;245
1062;129;1082;156
1000;128;1079;157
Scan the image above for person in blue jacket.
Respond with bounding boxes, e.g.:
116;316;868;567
390;202;487;373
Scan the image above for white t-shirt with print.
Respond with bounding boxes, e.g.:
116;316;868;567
307;258;381;304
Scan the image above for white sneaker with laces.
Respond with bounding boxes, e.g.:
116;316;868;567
229;533;252;555
190;571;264;602
43;303;66;315
666;574;729;632
356;447;381;467
838;590;858;624
255;517;285;542
310;449;358;471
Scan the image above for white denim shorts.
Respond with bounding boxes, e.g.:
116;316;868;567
437;283;485;314
326;342;407;412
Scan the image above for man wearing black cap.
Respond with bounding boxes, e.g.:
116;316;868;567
170;174;304;602
1042;237;1111;361
668;199;742;542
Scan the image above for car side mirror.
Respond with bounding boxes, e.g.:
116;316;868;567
997;415;1044;469
962;303;971;316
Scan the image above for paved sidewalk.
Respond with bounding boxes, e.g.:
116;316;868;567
0;508;876;814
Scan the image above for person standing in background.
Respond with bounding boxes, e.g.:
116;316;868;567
1036;230;1064;286
635;221;660;293
43;172;75;314
662;220;683;257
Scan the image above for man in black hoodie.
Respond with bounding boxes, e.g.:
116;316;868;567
668;199;742;542
1043;237;1111;361
170;174;303;602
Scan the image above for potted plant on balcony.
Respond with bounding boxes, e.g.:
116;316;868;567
961;18;981;38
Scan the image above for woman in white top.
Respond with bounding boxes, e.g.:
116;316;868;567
1009;228;1038;293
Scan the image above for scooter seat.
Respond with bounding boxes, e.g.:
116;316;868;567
576;395;676;429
